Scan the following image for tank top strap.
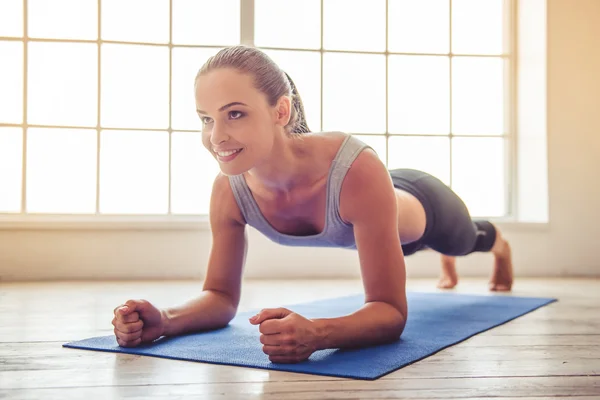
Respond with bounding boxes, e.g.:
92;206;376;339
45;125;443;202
326;134;373;225
228;174;268;229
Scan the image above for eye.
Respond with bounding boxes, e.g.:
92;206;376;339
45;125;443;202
229;111;244;120
201;116;213;125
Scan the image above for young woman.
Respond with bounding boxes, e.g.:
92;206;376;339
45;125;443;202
112;45;513;363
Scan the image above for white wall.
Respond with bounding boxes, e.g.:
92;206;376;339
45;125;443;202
1;0;599;281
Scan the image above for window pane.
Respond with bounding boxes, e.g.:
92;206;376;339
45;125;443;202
323;0;385;52
172;47;220;131
102;0;168;43
0;128;23;213
28;0;96;40
99;130;168;214
388;136;450;185
26;128;96;214
0;0;23;37
452;57;504;135
353;134;387;164
101;44;169;129
451;137;506;217
388;0;449;54
171;131;219;214
0;41;23;124
255;0;320;49
172;0;240;45
323;53;386;133
452;0;504;55
261;50;321;132
28;42;97;126
388;55;449;134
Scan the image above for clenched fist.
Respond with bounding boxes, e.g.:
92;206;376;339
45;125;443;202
112;299;166;347
249;307;320;363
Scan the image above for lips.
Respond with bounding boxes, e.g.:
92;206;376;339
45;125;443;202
215;148;242;157
215;148;243;162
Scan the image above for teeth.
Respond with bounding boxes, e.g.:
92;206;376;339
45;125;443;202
217;149;240;157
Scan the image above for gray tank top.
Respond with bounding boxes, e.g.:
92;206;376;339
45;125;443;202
228;134;372;248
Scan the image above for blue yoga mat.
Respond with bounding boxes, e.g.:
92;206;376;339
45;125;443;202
63;292;556;380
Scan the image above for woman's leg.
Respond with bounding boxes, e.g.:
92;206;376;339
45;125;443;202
437;224;513;291
388;169;513;291
438;254;458;288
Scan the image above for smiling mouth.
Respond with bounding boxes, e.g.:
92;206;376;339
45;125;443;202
215;149;242;157
215;148;243;162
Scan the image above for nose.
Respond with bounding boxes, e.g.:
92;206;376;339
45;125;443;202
209;123;229;147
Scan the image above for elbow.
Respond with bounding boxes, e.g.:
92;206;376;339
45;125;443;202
210;306;237;331
376;304;406;342
220;303;238;326
392;319;406;340
366;300;407;342
390;308;407;340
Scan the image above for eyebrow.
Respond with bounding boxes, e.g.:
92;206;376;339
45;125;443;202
196;102;248;115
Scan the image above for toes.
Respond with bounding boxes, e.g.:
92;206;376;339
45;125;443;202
489;283;512;292
437;279;457;289
496;284;512;291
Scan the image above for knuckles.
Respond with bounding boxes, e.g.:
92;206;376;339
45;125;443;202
123;320;143;333
112;318;143;333
259;334;268;345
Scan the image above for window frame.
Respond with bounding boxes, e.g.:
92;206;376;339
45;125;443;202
0;0;519;229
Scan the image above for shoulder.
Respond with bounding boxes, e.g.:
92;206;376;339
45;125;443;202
209;172;246;227
302;131;348;150
338;144;396;224
341;145;391;198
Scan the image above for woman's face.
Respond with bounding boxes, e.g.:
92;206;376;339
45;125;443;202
195;68;283;176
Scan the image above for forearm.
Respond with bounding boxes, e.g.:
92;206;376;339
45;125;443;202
312;301;406;350
161;290;237;337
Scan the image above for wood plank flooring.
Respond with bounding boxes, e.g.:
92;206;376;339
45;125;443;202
1;278;599;399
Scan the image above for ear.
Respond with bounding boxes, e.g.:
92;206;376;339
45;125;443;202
273;95;292;128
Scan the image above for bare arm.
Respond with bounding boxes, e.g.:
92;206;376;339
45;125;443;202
312;149;408;349
161;173;248;337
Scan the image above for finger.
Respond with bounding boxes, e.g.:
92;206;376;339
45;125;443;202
114;327;142;342
114;304;134;316
259;333;283;346
116;337;142;348
115;319;144;333
259;319;283;335
269;348;311;364
262;344;288;356
113;304;126;315
268;355;304;364
249;308;292;325
125;299;150;312
116;311;140;323
114;299;147;316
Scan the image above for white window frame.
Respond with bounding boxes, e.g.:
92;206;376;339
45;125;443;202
1;0;526;230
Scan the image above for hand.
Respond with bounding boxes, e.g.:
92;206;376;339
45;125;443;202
249;307;319;363
112;299;166;347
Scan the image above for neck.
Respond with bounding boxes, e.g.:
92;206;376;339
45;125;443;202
246;132;316;194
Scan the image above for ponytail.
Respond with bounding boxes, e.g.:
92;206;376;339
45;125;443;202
283;72;311;134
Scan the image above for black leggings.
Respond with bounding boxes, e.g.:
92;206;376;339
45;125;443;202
389;169;497;257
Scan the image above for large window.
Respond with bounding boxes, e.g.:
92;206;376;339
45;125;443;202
0;0;513;219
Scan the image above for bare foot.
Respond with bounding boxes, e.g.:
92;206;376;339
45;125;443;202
437;254;458;289
489;230;513;291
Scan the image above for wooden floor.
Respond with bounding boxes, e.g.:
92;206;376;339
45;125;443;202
1;278;599;399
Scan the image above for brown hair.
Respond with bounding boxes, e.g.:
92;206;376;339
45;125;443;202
195;45;310;135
